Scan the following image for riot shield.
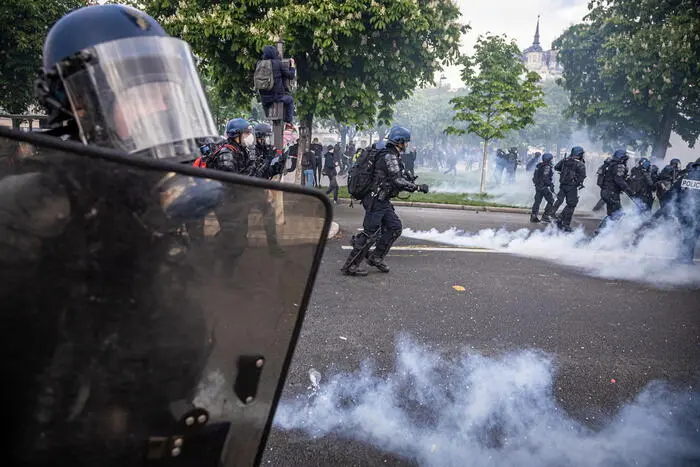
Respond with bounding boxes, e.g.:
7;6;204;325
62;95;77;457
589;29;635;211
0;128;331;467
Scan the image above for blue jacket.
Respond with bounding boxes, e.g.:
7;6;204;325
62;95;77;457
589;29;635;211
259;45;295;104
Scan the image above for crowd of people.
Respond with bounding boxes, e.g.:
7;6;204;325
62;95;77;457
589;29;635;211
528;147;700;262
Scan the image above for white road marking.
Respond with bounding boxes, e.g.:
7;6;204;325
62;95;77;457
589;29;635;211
340;245;505;253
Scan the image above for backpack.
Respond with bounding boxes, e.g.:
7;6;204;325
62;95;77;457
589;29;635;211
596;162;609;187
301;150;313;168
347;148;379;200
253;59;274;91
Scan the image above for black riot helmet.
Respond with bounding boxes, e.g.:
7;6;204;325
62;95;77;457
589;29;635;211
35;4;218;162
254;122;273;145
570;146;585;160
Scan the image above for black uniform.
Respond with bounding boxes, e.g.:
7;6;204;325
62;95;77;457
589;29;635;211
600;159;632;218
251;142;282;252
323;149;339;202
656;163;683;208
636;161;700;263
629;165;655;210
674;163;700;262
251;142;276;179
531;161;555;220
194;140;251;269
342;144;419;274
310;142;323;187
553;157;586;229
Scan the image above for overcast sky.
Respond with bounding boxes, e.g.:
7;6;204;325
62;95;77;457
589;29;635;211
442;0;590;86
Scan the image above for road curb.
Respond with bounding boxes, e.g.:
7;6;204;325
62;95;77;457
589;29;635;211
335;198;530;214
328;221;340;239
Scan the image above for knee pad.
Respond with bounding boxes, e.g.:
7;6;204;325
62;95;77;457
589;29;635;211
351;231;375;249
389;228;402;242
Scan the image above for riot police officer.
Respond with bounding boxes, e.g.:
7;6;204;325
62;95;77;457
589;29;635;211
553;146;587;232
207;118;251;174
530;152;555;223
657;158;683;208
629;157;655;211
3;4;222;464
596;149;634;233
341;126;428;276
249;122;283;254
251;122;276;179
674;158;700;263
636;157;700;263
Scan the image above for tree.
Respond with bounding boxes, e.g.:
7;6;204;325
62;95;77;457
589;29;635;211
137;0;466;181
392;85;470;148
446;34;545;193
500;80;578;156
553;0;700;161
0;0;86;126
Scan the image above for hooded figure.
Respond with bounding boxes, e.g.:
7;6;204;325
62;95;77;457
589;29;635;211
259;45;296;124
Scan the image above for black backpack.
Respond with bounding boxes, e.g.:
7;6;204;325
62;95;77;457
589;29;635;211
596;162;609;187
347;147;380;200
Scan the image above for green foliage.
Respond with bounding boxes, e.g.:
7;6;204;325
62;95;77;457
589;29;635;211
137;0;466;126
201;71;257;132
446;34;545;143
553;0;700;158
0;0;86;114
501;80;578;150
393;85;476;147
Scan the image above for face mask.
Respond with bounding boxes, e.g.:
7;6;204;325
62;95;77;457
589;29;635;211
243;133;255;147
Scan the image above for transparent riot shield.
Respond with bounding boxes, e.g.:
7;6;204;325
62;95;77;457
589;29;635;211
0;128;331;467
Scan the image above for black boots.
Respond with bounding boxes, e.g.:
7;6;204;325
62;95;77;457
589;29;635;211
342;262;368;276
366;253;390;273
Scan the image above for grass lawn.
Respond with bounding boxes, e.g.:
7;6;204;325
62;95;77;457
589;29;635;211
318;185;521;208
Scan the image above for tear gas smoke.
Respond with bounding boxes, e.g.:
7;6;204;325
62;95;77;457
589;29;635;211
402;209;700;288
426;167;602;210
274;336;700;467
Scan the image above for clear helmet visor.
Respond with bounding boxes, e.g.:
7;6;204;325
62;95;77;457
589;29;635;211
58;36;217;161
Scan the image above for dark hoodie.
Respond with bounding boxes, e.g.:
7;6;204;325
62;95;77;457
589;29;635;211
260;45;295;104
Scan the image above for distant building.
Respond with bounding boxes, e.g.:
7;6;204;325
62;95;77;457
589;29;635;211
522;16;563;80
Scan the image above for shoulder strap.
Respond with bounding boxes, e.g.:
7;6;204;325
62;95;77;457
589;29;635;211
213;144;235;156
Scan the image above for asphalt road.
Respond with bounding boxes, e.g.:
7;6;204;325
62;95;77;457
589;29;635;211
262;205;700;466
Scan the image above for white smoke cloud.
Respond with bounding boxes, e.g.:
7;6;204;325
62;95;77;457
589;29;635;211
274;336;700;467
426;167;603;210
402;209;700;288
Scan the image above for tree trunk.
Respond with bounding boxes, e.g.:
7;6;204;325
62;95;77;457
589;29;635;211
479;139;489;194
377;124;386;142
348;125;357;143
650;106;674;164
339;125;349;153
294;113;313;184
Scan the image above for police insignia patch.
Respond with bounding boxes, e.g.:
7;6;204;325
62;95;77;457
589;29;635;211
681;179;700;190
